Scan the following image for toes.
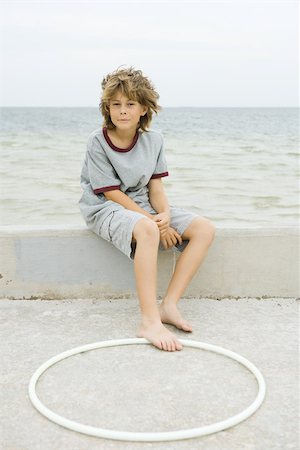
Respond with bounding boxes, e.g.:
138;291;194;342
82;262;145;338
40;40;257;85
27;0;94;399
155;338;182;351
180;320;193;332
162;341;169;351
161;338;177;352
154;340;163;350
175;340;183;351
168;340;175;352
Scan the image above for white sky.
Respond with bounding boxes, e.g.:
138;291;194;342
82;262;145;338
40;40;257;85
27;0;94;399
0;0;298;107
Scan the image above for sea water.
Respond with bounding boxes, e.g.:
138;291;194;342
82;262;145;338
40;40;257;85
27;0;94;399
0;107;298;228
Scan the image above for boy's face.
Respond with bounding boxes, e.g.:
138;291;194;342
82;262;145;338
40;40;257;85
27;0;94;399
108;91;147;131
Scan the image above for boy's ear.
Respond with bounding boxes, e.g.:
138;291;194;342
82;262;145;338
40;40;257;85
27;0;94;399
142;106;148;116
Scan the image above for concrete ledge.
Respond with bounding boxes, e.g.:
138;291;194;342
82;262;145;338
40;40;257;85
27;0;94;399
0;226;299;299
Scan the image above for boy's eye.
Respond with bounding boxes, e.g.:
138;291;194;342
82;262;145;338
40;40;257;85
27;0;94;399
110;101;136;107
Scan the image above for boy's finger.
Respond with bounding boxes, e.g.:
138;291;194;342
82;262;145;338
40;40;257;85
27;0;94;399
166;236;174;248
158;225;169;234
175;231;182;244
162;239;168;249
171;237;176;247
158;220;168;228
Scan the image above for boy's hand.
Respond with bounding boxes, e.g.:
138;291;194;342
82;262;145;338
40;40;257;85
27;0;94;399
160;227;183;250
152;212;170;233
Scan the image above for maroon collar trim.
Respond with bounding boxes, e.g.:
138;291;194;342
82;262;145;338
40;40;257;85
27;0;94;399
103;127;139;152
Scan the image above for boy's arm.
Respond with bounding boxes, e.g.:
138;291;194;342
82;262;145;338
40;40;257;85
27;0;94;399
104;177;169;220
104;190;154;220
148;178;170;215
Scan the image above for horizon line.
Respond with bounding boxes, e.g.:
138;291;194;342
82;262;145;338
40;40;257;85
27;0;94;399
0;105;298;109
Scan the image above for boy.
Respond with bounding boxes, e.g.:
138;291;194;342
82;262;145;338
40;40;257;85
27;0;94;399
79;67;215;352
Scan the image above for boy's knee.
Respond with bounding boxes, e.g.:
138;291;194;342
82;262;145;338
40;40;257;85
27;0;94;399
189;217;215;244
201;219;216;245
132;217;159;242
207;220;216;241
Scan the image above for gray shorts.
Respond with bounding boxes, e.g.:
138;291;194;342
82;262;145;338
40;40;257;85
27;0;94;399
97;203;200;260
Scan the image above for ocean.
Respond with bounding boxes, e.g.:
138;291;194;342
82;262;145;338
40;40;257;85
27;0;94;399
0;107;298;228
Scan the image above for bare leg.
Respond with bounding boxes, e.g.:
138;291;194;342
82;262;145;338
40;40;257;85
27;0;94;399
133;219;183;352
160;218;215;332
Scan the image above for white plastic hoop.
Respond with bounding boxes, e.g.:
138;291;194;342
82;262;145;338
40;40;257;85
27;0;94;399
28;338;266;442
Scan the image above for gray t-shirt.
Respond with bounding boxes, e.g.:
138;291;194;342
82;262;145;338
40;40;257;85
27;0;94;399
79;127;169;230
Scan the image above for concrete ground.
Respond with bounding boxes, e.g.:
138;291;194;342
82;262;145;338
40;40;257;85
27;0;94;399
0;297;299;450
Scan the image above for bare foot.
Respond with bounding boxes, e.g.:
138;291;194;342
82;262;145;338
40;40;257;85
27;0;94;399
137;320;183;352
159;302;193;332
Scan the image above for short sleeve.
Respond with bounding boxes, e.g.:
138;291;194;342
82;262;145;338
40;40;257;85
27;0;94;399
150;137;169;179
87;137;121;194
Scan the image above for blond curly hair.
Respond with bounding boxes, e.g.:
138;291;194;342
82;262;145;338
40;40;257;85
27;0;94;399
99;66;161;132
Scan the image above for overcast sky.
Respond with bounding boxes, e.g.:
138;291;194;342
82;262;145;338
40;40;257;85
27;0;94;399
0;0;298;107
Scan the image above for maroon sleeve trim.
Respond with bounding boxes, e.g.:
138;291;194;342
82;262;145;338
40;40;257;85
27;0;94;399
93;185;121;194
150;171;169;179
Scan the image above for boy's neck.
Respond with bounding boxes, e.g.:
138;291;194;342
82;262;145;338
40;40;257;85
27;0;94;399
109;126;138;143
